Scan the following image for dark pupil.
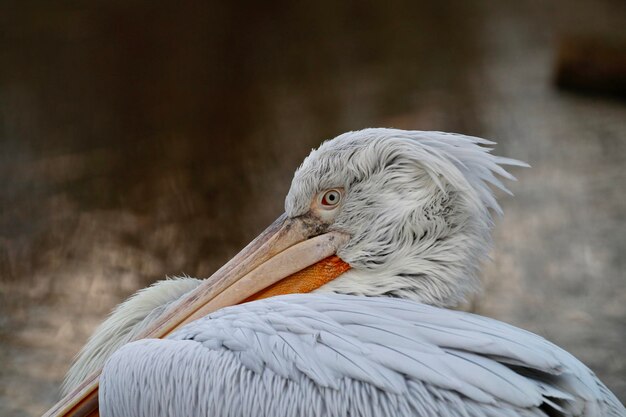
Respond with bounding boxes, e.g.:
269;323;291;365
328;194;335;202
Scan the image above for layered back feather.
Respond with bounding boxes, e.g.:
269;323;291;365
100;294;625;417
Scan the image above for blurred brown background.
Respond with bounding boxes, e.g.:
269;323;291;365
1;1;625;415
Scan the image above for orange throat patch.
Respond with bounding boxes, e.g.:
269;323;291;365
245;255;351;302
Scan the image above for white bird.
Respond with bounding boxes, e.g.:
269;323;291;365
54;129;624;417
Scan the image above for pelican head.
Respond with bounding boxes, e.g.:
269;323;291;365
288;128;524;306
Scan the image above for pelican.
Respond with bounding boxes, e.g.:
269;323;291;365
49;129;624;417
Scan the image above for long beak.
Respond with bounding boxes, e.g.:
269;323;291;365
43;214;350;417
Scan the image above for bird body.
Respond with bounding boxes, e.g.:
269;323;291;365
100;294;624;417
58;129;625;417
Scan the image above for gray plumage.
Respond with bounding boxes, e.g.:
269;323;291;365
63;129;625;417
100;294;624;417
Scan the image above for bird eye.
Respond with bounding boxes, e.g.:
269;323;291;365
320;189;342;207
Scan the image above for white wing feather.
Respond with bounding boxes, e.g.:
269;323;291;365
100;294;625;417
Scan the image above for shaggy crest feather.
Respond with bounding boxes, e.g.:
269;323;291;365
286;128;528;306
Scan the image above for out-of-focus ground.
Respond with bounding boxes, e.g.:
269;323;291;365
1;1;625;415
